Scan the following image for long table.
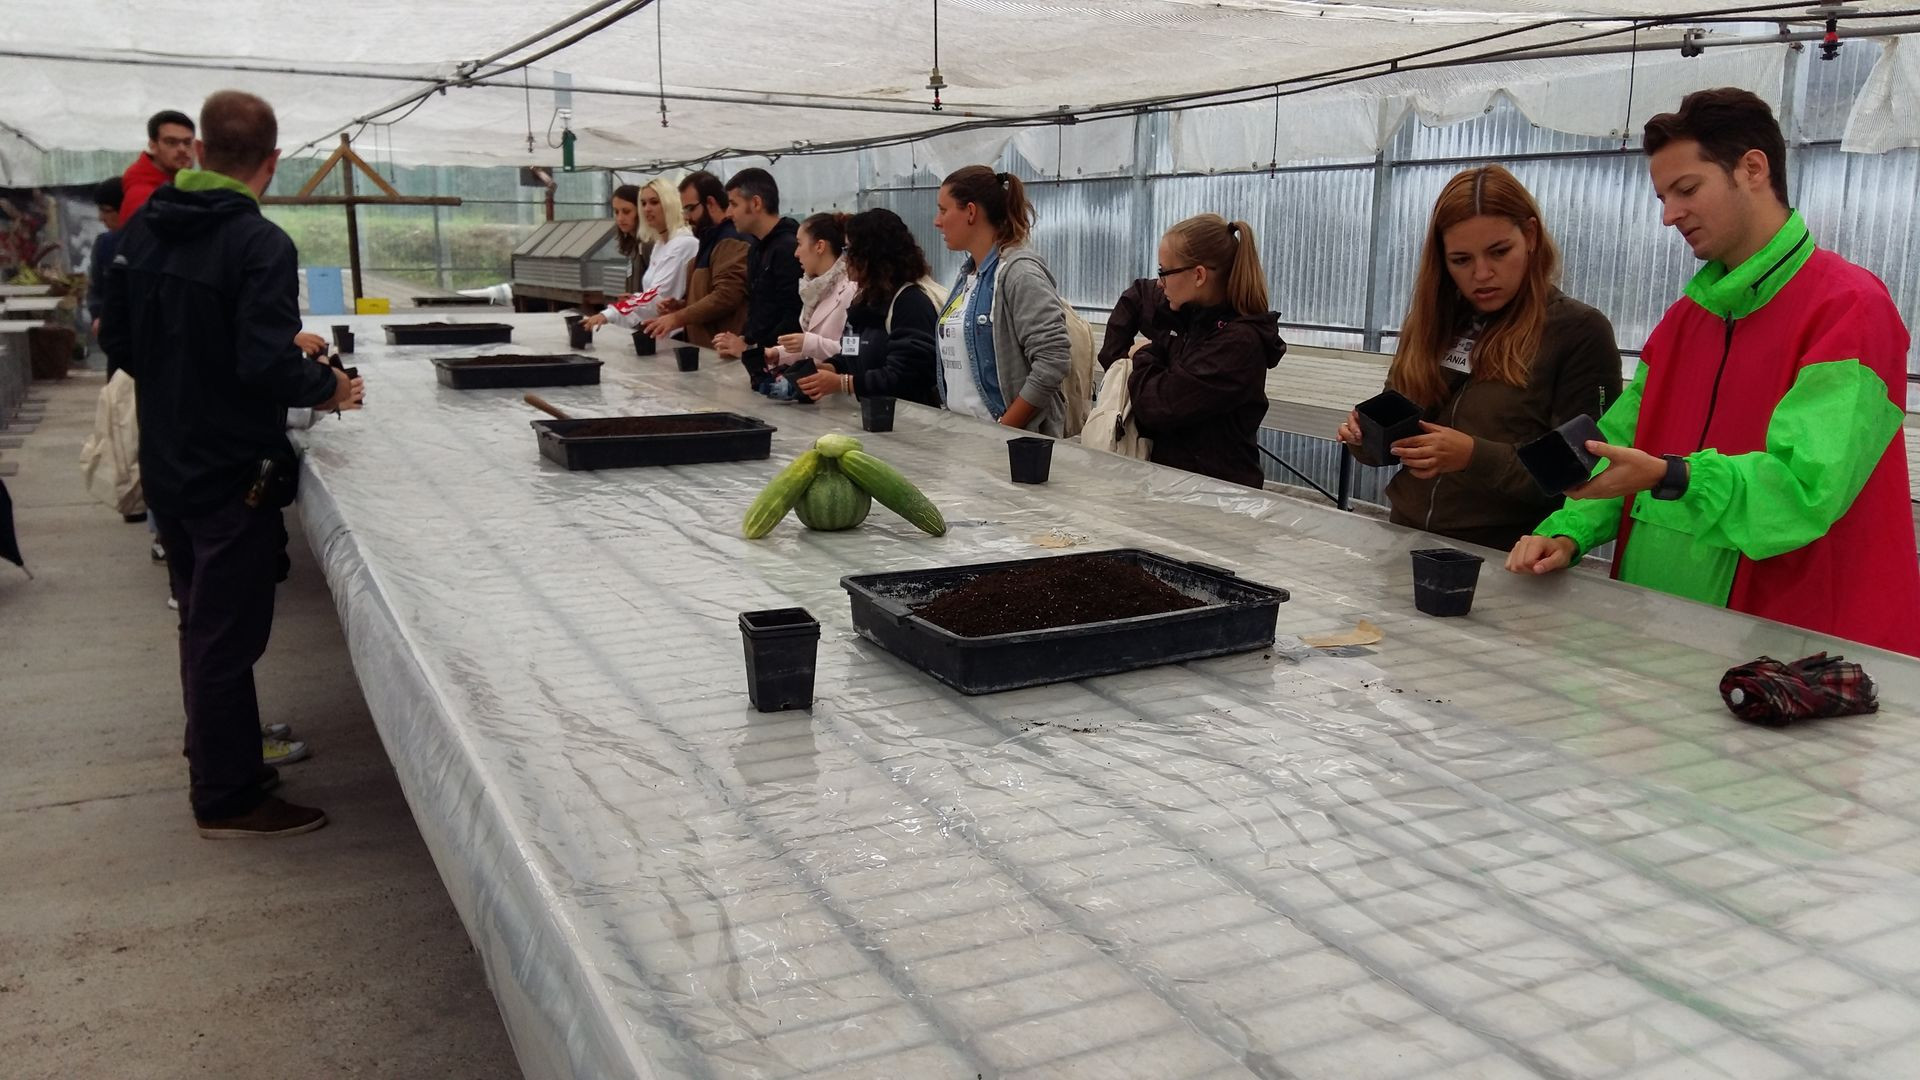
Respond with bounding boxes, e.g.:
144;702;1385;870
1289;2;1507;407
297;313;1920;1080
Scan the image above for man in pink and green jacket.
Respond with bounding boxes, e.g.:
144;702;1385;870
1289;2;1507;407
1508;88;1919;657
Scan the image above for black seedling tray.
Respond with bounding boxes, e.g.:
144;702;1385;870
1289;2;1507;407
411;296;494;307
434;354;602;390
840;549;1287;695
531;412;776;470
385;321;515;346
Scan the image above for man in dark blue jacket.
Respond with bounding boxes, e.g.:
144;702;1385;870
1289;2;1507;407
101;89;362;839
86;177;123;364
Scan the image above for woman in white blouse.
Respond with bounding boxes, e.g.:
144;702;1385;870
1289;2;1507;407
585;176;697;335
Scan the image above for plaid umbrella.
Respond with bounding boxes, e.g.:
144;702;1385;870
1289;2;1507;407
0;476;25;576
1720;652;1877;726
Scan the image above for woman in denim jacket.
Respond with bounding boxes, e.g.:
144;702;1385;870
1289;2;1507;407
932;166;1072;436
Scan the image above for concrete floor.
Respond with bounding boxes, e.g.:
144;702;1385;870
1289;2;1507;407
0;373;521;1079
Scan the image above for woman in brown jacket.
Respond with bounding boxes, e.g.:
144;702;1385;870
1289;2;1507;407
1339;165;1622;550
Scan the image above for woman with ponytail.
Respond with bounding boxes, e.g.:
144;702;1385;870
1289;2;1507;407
1336;164;1621;549
932;165;1072;434
1125;214;1286;488
755;212;857;400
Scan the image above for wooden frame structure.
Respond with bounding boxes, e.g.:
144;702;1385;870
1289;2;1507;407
261;135;461;302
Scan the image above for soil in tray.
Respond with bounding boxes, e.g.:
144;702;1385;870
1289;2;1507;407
446;355;577;367
558;416;746;438
914;555;1203;637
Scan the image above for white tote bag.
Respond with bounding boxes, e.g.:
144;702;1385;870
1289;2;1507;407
79;369;145;515
1079;354;1152;460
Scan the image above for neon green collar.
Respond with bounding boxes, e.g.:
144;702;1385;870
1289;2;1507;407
1683;210;1813;320
173;169;259;203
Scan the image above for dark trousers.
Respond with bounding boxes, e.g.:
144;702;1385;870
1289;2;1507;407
154;498;286;820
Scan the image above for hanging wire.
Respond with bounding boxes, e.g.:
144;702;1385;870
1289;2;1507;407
657;0;669;127
1268;88;1282;172
524;68;535;153
1620;25;1640;150
928;0;946;112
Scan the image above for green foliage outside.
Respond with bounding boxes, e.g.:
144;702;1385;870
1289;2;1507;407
264;203;606;290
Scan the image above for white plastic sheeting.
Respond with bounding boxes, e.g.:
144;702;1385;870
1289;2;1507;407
1171;44;1789;171
297;313;1920;1080
7;2;1920;173
1845;36;1920;153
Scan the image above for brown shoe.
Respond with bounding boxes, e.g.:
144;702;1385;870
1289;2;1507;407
196;796;328;839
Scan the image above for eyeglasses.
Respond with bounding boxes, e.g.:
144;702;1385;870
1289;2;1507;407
1155;264;1198;279
681;204;700;214
157;136;194;150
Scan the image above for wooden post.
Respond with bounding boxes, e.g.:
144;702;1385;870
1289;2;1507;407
262;133;460;305
342;141;362;304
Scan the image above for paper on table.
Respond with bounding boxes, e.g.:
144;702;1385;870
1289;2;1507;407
1300;619;1384;648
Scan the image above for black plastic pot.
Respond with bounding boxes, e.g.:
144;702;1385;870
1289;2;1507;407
675;346;701;372
1411;547;1484;617
1355;389;1424;464
631;331;657;357
1518;414;1604;496
1008;436;1053;484
861;396;896;432
565;314;591;350
739;607;821;712
331;325;354;354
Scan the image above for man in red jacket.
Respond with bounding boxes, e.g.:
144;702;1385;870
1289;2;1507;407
120;109;196;221
1508;88;1919;656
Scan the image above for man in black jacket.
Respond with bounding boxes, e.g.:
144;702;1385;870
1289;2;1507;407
710;168;802;384
101;89;362;839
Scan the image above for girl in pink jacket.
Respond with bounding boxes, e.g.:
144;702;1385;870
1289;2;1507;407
762;213;857;402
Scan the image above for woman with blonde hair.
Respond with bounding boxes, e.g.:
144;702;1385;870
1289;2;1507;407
1338;164;1621;549
1126;214;1286;487
585;176;697;334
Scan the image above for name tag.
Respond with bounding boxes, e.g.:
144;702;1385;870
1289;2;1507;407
1441;337;1474;374
840;334;860;357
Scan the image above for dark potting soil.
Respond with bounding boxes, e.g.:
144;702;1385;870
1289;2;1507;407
445;355;575;367
403;322;502;330
560;416;746;438
914;555;1203;637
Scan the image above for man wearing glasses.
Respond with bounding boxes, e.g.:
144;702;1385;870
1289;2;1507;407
120;110;197;222
644;170;748;348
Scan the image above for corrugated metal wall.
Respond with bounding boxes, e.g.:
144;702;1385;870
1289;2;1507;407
827;42;1920;498
843;40;1920;400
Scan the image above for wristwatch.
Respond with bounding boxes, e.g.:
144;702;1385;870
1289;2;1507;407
1652;454;1690;501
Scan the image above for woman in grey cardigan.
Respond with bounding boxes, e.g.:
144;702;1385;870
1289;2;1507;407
933;166;1072;436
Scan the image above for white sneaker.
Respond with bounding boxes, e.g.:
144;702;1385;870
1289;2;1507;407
262;737;310;766
166;596;179;611
262;723;293;741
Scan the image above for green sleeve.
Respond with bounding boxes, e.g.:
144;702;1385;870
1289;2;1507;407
1532;364;1646;558
1629;360;1901;559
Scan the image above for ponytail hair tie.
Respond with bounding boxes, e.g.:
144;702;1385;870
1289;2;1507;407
996;171;1012;185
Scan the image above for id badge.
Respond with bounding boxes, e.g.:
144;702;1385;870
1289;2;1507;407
841;333;861;357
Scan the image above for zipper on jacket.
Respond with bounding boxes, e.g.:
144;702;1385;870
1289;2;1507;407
1423;388;1467;532
1695;315;1735;451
